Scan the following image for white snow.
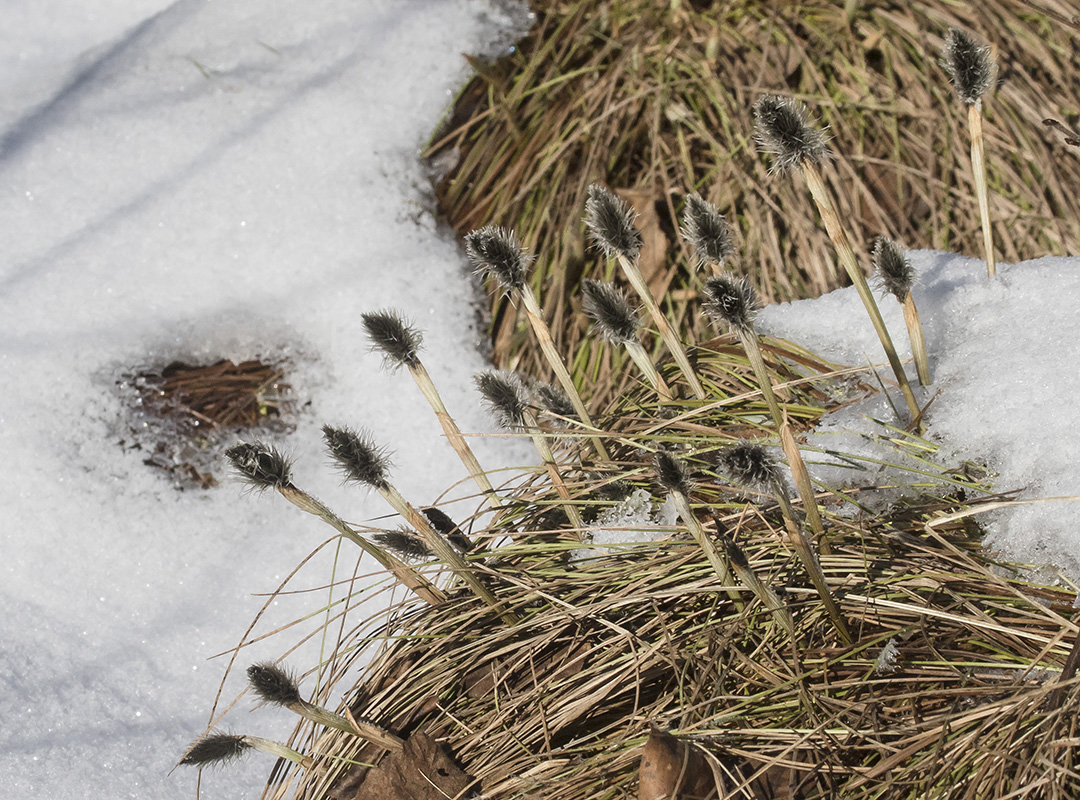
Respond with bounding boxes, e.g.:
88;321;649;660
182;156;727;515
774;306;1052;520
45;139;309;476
4;2;1080;798
759;250;1080;577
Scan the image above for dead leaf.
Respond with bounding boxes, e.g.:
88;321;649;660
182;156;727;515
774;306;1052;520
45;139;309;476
615;188;669;294
350;731;473;800
638;724;714;800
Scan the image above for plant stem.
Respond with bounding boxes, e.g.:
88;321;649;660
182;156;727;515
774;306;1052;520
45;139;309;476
624;339;674;401
243;736;315;769
377;482;519;625
668;489;744;610
519;285;610;462
408;360;499;508
800;161;920;421
277;485;446;606
738;329;785;428
615;252;706;400
968;102;997;278
522;407;586;536
779;423;829;555
902;292;931;386
289;700;404;752
718;529;795;639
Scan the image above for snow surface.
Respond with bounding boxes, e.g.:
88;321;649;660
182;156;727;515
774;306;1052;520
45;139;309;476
0;2;533;798
759;250;1080;578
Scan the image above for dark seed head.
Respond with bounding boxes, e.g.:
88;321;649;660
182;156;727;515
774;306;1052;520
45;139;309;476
532;381;578;422
224;441;292;491
701;274;759;334
361;309;423;370
717;443;782;491
180;732;252;767
942;28;994;105
581;279;639;344
373;527;431;560
718;531;750;570
475;370;529;430
753;95;829;173
654;451;693;496
422;507;472;552
872;236;915;301
322;425;392;490
584;185;643;259
682;194;735;269
465;225;528;294
247;662;302;707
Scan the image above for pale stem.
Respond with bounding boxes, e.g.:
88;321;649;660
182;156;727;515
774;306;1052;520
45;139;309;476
624;339;675;401
519;285;611;462
277;485;446;606
521;407;586;536
378;482;519;625
720;532;795;639
669;490;744;610
243;736;315;769
902;292;931;386
738;328;785;429
769;478;853;644
409;360;499;508
779;422;829;554
800;161;920;421
616;252;707;400
291;701;404;752
968;102;997;278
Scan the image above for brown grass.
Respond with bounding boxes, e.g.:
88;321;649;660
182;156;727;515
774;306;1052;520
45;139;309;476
428;0;1080;403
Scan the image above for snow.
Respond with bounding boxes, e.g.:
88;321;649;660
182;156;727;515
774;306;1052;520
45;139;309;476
0;2;532;798
4;2;1080;798
759;250;1080;577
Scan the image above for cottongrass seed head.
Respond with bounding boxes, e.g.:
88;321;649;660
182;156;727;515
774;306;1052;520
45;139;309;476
653;451;693;496
717;442;782;491
180;732;253;767
682;193;735;268
465;225;529;295
247;662;302;707
361;309;423;370
373;527;432;560
942;28;994;105
872;236;915;301
585;185;643;260
225;441;293;492
701;274;759;334
753;95;829;173
581;279;639;344
475;370;530;430
322;424;392;490
532;380;578;422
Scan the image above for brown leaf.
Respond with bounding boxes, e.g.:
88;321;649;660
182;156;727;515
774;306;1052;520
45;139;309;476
615;188;670;294
350;732;473;800
638;725;714;800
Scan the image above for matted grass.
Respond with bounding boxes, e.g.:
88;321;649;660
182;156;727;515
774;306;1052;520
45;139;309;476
427;0;1080;402
224;336;1080;800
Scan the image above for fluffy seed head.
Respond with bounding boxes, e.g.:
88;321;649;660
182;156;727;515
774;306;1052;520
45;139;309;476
533;381;578;422
719;531;750;570
654;451;693;496
247;662;302;707
361;309;423;370
180;733;252;767
717;443;782;490
682;193;735;268
422;506;472;552
584;185;643;259
581;279;639;344
475;370;529;430
701;274;759;334
942;28;994;105
872;236;915;301
322;425;392;490
465;226;528;294
225;441;292;491
753;95;829;172
373;527;431;560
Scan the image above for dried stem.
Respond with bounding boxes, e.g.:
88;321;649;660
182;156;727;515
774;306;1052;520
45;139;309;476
902;292;932;385
968;103;997;278
800;162;920;421
623;339;674;401
779;423;829;555
521;406;586;536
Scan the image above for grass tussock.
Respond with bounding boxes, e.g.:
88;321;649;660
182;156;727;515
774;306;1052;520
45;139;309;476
231;339;1080;800
427;0;1080;404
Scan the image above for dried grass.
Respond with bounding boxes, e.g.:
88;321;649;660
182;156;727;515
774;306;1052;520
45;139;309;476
428;0;1080;405
234;337;1080;800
